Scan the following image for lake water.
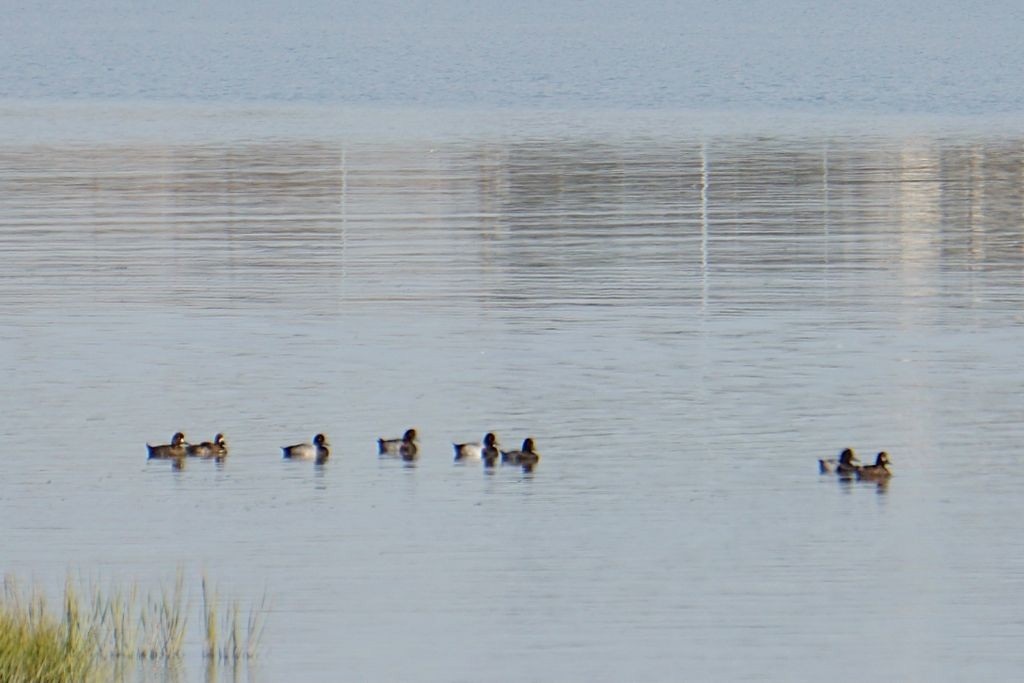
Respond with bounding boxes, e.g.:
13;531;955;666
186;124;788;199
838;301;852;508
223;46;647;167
4;0;1024;116
3;108;1024;681
3;2;1024;681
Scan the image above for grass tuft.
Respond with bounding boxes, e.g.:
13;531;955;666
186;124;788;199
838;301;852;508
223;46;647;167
1;569;269;677
202;575;269;661
0;576;99;683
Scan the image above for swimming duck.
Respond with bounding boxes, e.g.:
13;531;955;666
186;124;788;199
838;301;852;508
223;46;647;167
856;451;892;480
453;432;498;462
501;437;539;470
519;447;541;473
483;448;500;468
819;448;859;475
147;432;187;459
378;428;418;459
282;433;330;464
187;433;228;458
400;430;419;461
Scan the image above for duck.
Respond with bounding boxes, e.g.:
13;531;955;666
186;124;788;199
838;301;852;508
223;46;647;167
378;428;418;459
282;433;330;464
856;451;893;480
400;430;419;461
483;448;500;468
819;447;859;475
147;432;187;459
501;437;540;471
519;447;541;473
187;433;228;458
453;432;498;462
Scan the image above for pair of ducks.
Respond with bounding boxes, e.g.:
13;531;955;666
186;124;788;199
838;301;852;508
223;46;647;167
819;448;892;480
146;432;228;460
452;433;541;472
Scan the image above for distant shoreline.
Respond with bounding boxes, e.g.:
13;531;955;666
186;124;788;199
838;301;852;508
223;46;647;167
2;98;1023;146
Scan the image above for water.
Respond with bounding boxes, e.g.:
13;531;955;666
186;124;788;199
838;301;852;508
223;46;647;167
3;114;1024;681
4;1;1024;115
3;1;1024;680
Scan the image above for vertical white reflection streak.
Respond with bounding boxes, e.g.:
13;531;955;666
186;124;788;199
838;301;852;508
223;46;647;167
822;145;830;244
700;143;709;312
339;147;348;285
340;147;348;227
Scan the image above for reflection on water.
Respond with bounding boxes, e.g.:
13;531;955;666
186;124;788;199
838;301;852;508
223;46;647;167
106;659;255;683
3;135;1022;316
2;126;1024;682
110;661;184;683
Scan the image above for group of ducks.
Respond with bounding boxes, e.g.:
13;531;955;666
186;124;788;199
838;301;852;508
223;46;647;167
148;434;888;480
146;429;542;472
818;448;893;480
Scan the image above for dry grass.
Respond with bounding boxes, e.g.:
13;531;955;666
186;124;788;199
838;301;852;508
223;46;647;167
1;569;269;680
0;577;99;683
202;572;270;661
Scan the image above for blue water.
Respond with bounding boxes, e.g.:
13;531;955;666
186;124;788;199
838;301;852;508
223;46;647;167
3;0;1024;116
3;3;1024;682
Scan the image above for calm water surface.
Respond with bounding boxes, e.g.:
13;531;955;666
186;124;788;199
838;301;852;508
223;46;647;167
2;109;1024;681
5;0;1024;116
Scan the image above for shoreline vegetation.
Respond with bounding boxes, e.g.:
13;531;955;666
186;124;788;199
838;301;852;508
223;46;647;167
0;569;268;683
